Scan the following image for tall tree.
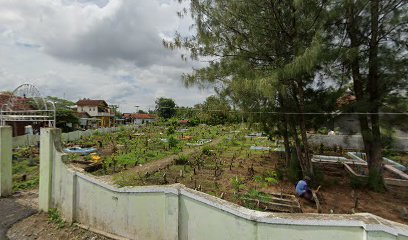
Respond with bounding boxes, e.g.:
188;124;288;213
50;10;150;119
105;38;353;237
46;96;79;132
155;97;177;119
326;0;408;189
166;0;329;177
198;95;232;125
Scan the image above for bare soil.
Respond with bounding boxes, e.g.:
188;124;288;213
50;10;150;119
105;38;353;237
7;213;111;240
3;190;111;240
113;150;408;224
87;137;226;186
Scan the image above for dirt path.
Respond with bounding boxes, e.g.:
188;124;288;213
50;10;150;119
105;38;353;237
95;137;226;185
0;193;37;240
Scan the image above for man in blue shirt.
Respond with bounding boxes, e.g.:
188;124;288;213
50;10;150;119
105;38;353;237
295;176;313;201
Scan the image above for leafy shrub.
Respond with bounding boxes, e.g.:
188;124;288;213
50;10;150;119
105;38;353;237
188;118;199;127
311;168;324;187
253;175;264;183
317;127;328;135
230;176;245;192
168;136;179;149
201;146;213;156
166;127;175;135
253;171;279;186
48;208;65;228
246;189;271;202
288;149;302;183
264;177;279;185
12;177;39;191
350;176;367;189
175;155;188;165
275;164;285;180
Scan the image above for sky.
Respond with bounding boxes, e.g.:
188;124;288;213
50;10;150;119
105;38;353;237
0;0;213;113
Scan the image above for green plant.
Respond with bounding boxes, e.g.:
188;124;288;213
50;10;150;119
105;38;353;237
168;135;179;149
252;175;263;183
201;146;213;156
350;176;367;189
317;127;328;135
288;149;302;183
13;177;39;191
230;176;245;192
188;118;199;126
175;155;188;165
48;208;65;228
311;168;325;187
246;189;271;202
275;163;285;180
319;143;324;154
264;177;279;185
167;126;175;135
253;171;279;186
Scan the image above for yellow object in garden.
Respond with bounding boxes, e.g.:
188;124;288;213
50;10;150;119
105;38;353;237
90;155;101;163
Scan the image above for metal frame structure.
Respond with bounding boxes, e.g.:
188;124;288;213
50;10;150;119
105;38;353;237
0;84;56;128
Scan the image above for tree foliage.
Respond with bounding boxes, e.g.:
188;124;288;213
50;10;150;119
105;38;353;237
46;96;78;132
166;0;407;185
155;97;177;119
196;95;232;125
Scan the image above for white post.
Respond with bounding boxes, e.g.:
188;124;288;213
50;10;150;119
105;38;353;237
0;126;12;197
39;128;60;211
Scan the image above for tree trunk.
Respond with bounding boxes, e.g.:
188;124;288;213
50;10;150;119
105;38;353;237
296;80;312;174
278;94;292;166
291;81;314;177
288;116;313;178
366;0;383;188
346;0;384;190
282;117;291;166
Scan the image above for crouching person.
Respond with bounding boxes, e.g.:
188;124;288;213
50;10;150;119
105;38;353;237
295;176;314;202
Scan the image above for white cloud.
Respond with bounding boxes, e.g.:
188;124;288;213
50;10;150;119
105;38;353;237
0;0;212;112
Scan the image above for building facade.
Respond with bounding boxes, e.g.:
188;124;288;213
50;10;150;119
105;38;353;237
76;99;114;128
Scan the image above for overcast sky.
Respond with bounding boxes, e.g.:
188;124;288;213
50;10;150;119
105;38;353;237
0;0;212;112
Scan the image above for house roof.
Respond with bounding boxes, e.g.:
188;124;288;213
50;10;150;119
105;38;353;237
123;113;157;119
76;99;108;107
0;93;11;106
336;94;357;108
0;93;35;111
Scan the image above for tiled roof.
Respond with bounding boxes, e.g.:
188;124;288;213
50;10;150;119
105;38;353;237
123;113;157;119
0;93;34;111
336;94;357;108
76;99;108;107
0;93;11;106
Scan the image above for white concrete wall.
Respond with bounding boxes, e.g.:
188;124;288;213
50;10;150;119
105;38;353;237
79;106;98;116
12;126;132;148
308;134;408;151
39;128;408;240
133;119;156;125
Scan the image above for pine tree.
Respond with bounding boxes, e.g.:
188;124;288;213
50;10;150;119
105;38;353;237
326;0;407;190
165;0;331;178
